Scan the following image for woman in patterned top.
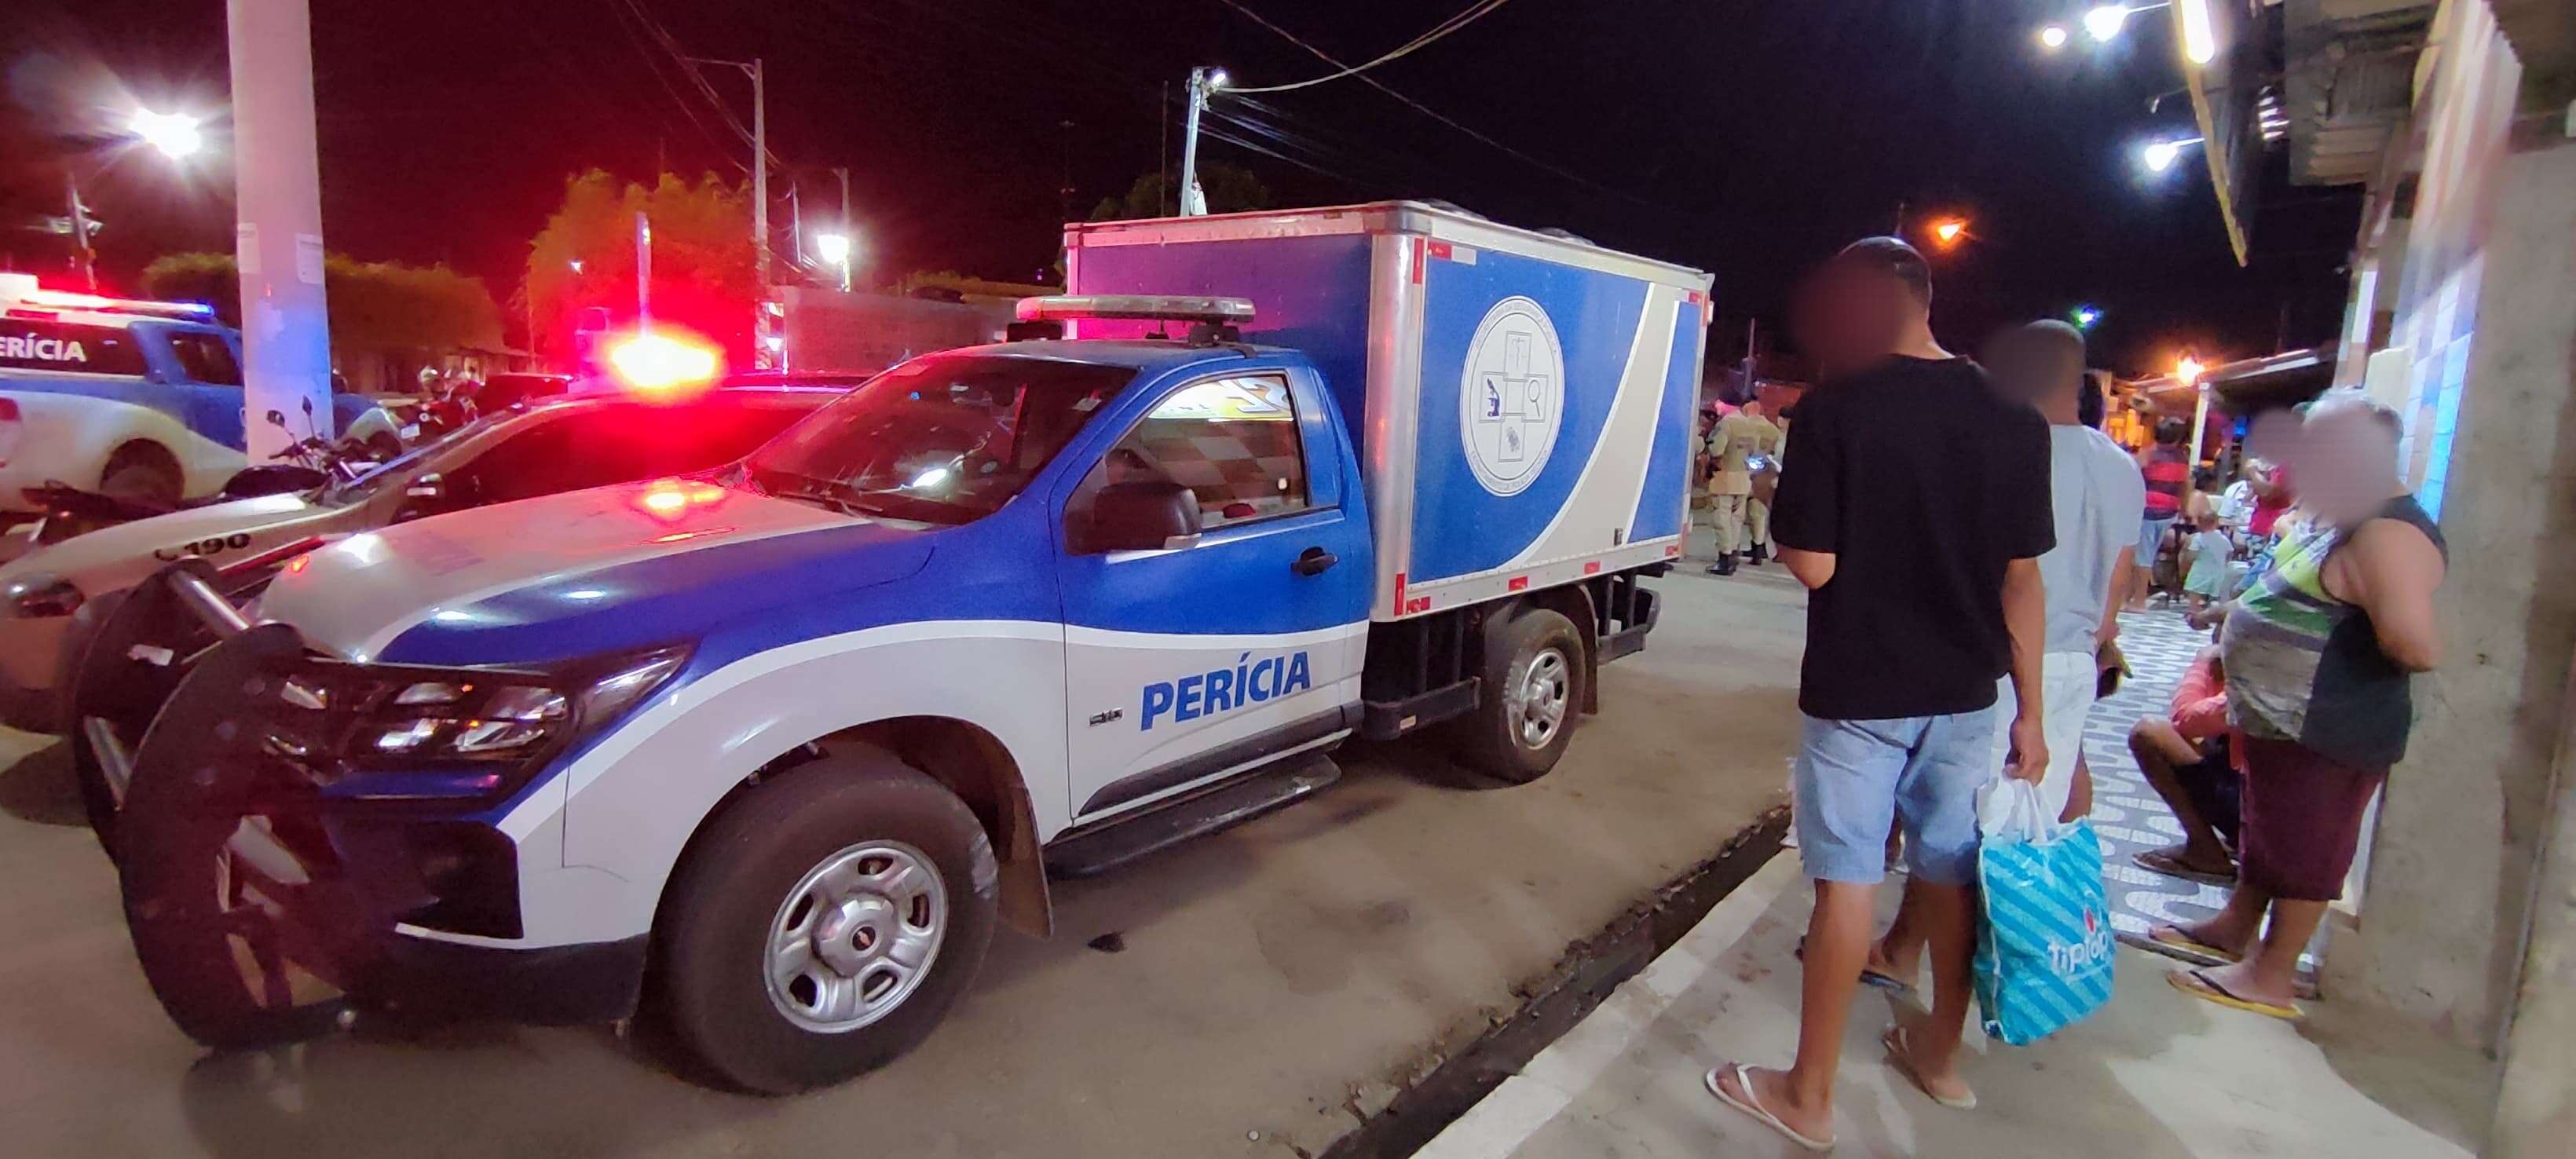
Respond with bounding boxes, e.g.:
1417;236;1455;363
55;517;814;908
2159;394;2447;1022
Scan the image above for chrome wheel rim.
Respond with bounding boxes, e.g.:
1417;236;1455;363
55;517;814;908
763;840;947;1033
1511;645;1572;750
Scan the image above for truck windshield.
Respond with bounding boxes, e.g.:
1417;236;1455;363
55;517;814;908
741;353;1134;525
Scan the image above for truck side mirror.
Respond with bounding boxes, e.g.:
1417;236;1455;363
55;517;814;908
1083;481;1201;553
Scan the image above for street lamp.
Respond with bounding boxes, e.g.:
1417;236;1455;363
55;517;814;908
1930;218;1968;247
2175;354;2205;386
2083;5;2141;42
812;229;854;292
2140;135;2204;173
129;110;203;159
2073;305;2103;329
2037;24;2071;50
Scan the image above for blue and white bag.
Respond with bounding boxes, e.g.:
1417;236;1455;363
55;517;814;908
1972;779;2114;1046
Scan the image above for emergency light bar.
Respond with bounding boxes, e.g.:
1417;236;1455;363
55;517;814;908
1015;294;1255;325
0;273;215;321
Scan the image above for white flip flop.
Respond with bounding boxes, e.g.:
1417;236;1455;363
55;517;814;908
1882;1026;1978;1110
1704;1062;1834;1152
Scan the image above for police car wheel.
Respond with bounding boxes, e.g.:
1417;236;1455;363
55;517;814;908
654;753;998;1095
1454;607;1585;784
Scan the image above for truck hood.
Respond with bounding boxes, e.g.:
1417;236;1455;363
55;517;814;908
256;480;923;664
0;492;314;588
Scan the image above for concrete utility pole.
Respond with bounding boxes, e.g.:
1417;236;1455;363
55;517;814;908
832;166;853;293
690;57;770;359
1180;66;1228;217
64;174;97;291
228;0;335;457
635;211;652;331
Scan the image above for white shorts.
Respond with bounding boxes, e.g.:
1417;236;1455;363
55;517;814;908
1987;650;2098;824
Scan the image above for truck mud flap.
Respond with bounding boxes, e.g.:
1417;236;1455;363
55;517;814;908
1595;580;1659;664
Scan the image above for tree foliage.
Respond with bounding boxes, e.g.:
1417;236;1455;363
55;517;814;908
141;251;503;354
1089;162;1270;221
520;170;756;360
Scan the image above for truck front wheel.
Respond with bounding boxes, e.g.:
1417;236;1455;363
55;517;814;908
1452;606;1586;784
653;754;999;1095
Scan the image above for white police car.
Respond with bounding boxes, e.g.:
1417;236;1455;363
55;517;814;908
86;203;1709;1093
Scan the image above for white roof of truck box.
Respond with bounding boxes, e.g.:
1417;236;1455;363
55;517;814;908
1063;200;1712;294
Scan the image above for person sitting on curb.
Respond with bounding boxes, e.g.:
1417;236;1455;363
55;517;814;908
2131;642;2239;887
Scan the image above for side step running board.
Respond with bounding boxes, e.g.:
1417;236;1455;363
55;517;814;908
1045;754;1341;879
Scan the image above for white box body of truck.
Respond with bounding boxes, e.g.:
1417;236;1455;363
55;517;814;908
1063;200;1714;622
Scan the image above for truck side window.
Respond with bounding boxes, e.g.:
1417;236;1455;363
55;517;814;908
1109;375;1308;530
166;332;244;386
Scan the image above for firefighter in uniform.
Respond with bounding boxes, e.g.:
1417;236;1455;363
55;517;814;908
1704;397;1784;576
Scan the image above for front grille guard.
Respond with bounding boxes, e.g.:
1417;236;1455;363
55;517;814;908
70;544;386;1049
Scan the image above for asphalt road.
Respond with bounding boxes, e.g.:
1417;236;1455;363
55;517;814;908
0;555;1804;1158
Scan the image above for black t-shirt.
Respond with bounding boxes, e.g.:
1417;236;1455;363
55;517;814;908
1769;356;2055;720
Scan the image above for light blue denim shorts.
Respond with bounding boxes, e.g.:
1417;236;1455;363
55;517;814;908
1792;710;1999;886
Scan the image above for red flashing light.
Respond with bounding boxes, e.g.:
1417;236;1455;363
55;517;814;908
631;478;728;522
606;331;723;397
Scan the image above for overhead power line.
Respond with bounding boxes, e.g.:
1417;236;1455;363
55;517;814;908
1220;0;1517;93
617;0;785;169
1213;0;1671;214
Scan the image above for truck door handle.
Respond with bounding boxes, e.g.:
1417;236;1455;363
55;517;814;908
1293;547;1337;576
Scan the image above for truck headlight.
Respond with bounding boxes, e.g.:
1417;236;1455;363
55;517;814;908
268;645;690;799
2;573;82;619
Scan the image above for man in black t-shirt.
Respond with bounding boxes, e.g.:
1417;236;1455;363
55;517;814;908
1704;239;2055;1149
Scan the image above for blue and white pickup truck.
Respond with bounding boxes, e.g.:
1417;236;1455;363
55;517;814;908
0;274;400;512
82;203;1712;1092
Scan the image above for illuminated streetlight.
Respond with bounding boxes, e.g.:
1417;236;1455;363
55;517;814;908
2037;24;2070;49
2175;354;2205;387
2141;135;2204;173
1930;218;1968;247
568;258;584;273
2073;305;2103;329
2083;5;2134;42
129;110;203;159
812;229;855;292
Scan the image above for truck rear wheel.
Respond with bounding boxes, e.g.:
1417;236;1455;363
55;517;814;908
1452;606;1585;784
98;443;183;508
653;753;999;1095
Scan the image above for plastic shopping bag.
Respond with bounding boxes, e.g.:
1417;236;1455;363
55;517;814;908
1972;779;2113;1046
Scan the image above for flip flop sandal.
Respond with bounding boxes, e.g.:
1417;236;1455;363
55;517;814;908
1880;1026;1976;1110
2142;924;2245;966
1704;1063;1834;1152
1793;937;1916;995
2167;967;2303;1022
2132;848;2236;887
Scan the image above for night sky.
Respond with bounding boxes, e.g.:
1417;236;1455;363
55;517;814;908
9;0;2359;376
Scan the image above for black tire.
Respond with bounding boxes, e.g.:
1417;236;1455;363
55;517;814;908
653;753;999;1095
97;444;183;508
1451;606;1586;784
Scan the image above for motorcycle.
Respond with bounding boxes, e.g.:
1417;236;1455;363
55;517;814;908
16;401;375;548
